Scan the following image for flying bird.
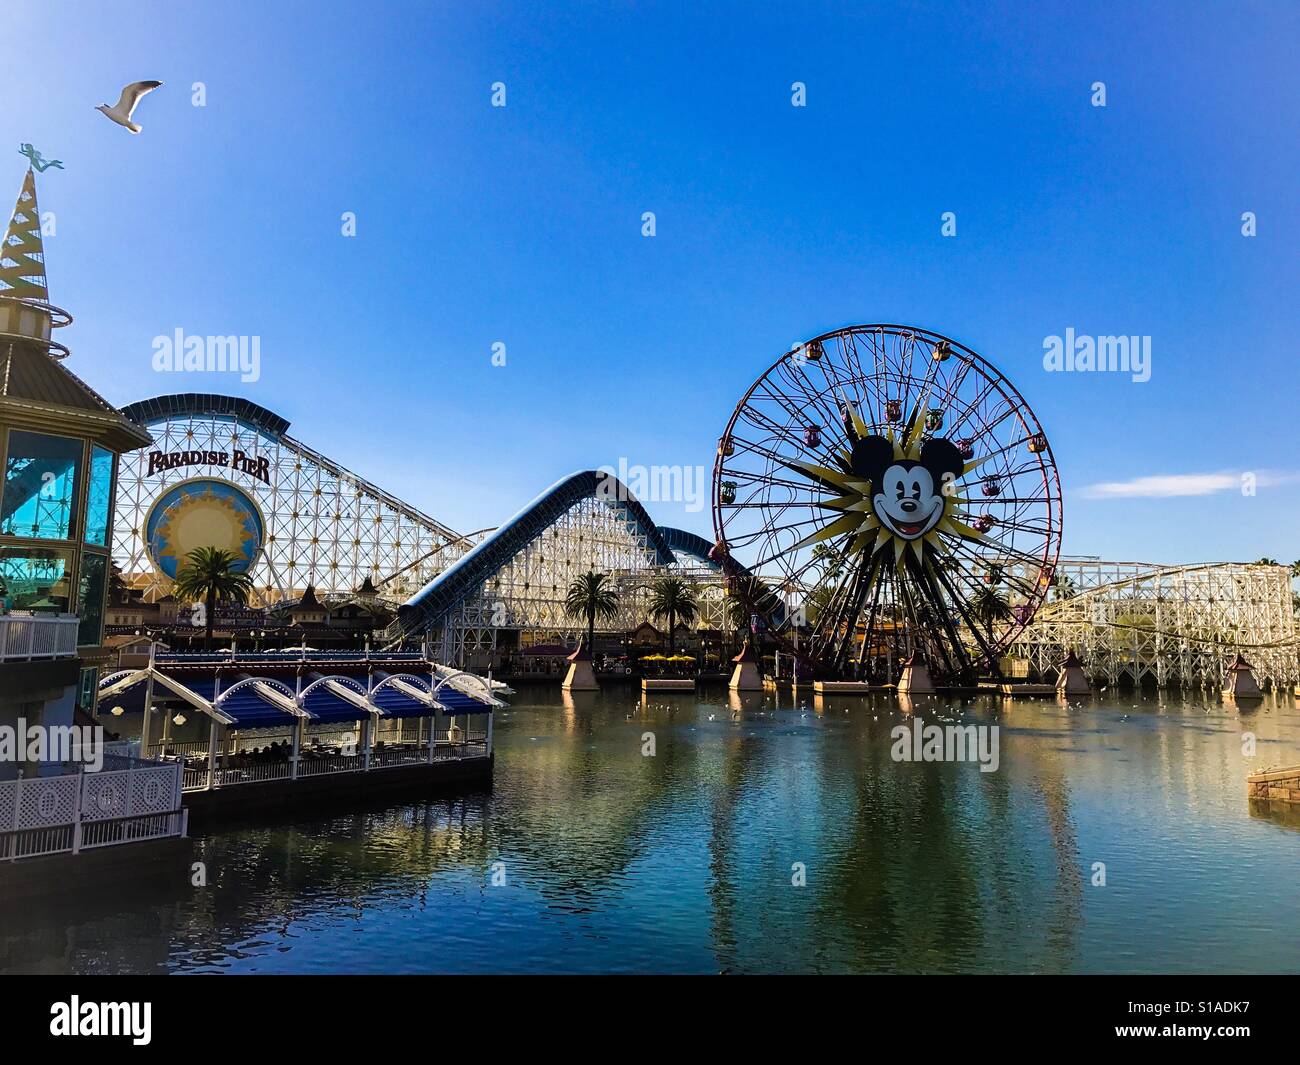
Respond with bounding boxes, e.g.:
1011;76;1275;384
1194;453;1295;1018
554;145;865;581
96;80;163;133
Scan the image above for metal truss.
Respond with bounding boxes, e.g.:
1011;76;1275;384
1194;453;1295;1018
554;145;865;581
114;403;473;607
1009;558;1299;689
428;495;726;665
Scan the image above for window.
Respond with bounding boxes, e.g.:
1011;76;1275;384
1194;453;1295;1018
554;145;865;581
2;430;83;540
0;545;74;612
85;445;114;547
77;553;107;646
78;667;99;713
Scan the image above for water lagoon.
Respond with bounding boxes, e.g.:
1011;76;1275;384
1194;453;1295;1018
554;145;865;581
4;687;1298;974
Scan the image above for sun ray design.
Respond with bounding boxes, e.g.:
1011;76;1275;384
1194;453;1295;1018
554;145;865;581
788;398;989;561
147;480;264;581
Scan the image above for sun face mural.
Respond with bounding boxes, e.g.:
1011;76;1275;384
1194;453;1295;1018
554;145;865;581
144;479;264;581
786;399;987;565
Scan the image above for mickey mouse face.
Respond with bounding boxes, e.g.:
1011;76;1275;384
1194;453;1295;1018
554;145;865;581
872;462;946;540
851;435;965;542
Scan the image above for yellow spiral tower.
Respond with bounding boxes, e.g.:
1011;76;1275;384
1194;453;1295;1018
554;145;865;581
0;161;72;358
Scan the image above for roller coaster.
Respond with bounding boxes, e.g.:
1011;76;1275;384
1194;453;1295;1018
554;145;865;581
1009;558;1298;689
113;398;731;664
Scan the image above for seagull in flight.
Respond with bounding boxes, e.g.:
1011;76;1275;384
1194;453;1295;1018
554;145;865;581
96;80;163;133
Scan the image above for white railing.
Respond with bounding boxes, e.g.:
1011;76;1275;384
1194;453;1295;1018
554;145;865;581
148;740;216;758
369;745;431;769
0;760;186;861
80;811;188;850
296;753;363;778
211;761;292;787
175;737;490;790
0;612;79;660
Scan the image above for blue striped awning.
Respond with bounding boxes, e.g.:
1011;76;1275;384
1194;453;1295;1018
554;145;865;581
168;674;219;701
437;686;492;715
214;684;296;729
98;672;221;715
302;685;369;723
97;677;147;715
371;684;431;719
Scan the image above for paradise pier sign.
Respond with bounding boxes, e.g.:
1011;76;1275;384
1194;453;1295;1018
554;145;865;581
145;447;270;484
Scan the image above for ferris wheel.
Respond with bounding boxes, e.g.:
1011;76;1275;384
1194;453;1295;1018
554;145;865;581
711;324;1063;680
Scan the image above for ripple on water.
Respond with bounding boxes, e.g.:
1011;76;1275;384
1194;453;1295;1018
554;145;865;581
2;689;1298;974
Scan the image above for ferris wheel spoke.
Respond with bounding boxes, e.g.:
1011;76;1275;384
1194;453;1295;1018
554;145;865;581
979;495;1052;506
835;333;890;422
741;399;850;474
723;432;824;477
959;405;1023;456
944;379;1005;438
955;435;1038;469
986;518;1053;538
734;401;808;452
749;380;833;439
952;532;1046;567
785;361;857;444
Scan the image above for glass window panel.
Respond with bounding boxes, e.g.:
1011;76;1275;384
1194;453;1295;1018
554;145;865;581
78;667;99;713
77;553;107;646
0;545;74;612
85;445;114;547
2;430;83;540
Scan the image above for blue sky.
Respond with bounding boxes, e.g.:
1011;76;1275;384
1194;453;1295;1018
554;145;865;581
4;0;1297;563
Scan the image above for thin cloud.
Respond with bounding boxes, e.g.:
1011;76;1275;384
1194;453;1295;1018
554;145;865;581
1081;471;1298;500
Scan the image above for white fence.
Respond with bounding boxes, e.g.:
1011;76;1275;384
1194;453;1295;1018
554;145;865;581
177;738;490;790
0;761;187;861
0;612;79;661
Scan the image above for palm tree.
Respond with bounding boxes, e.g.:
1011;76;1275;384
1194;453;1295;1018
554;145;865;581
805;585;836;626
810;542;846;584
724;574;775;643
969;585;1013;653
649;576;698;653
109;560;130;605
1052;574;1078;600
172;546;255;650
1254;557;1281;566
563;571;620;653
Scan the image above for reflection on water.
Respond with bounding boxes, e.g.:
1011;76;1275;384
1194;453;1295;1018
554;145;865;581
3;688;1299;974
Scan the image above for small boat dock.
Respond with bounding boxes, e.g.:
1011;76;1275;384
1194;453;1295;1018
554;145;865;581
1248;764;1300;804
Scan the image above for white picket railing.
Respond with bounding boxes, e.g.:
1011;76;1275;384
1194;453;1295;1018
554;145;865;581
0;760;186;861
175;736;490;790
295;753;363;778
369;746;434;769
211;761;292;787
0;612;79;660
